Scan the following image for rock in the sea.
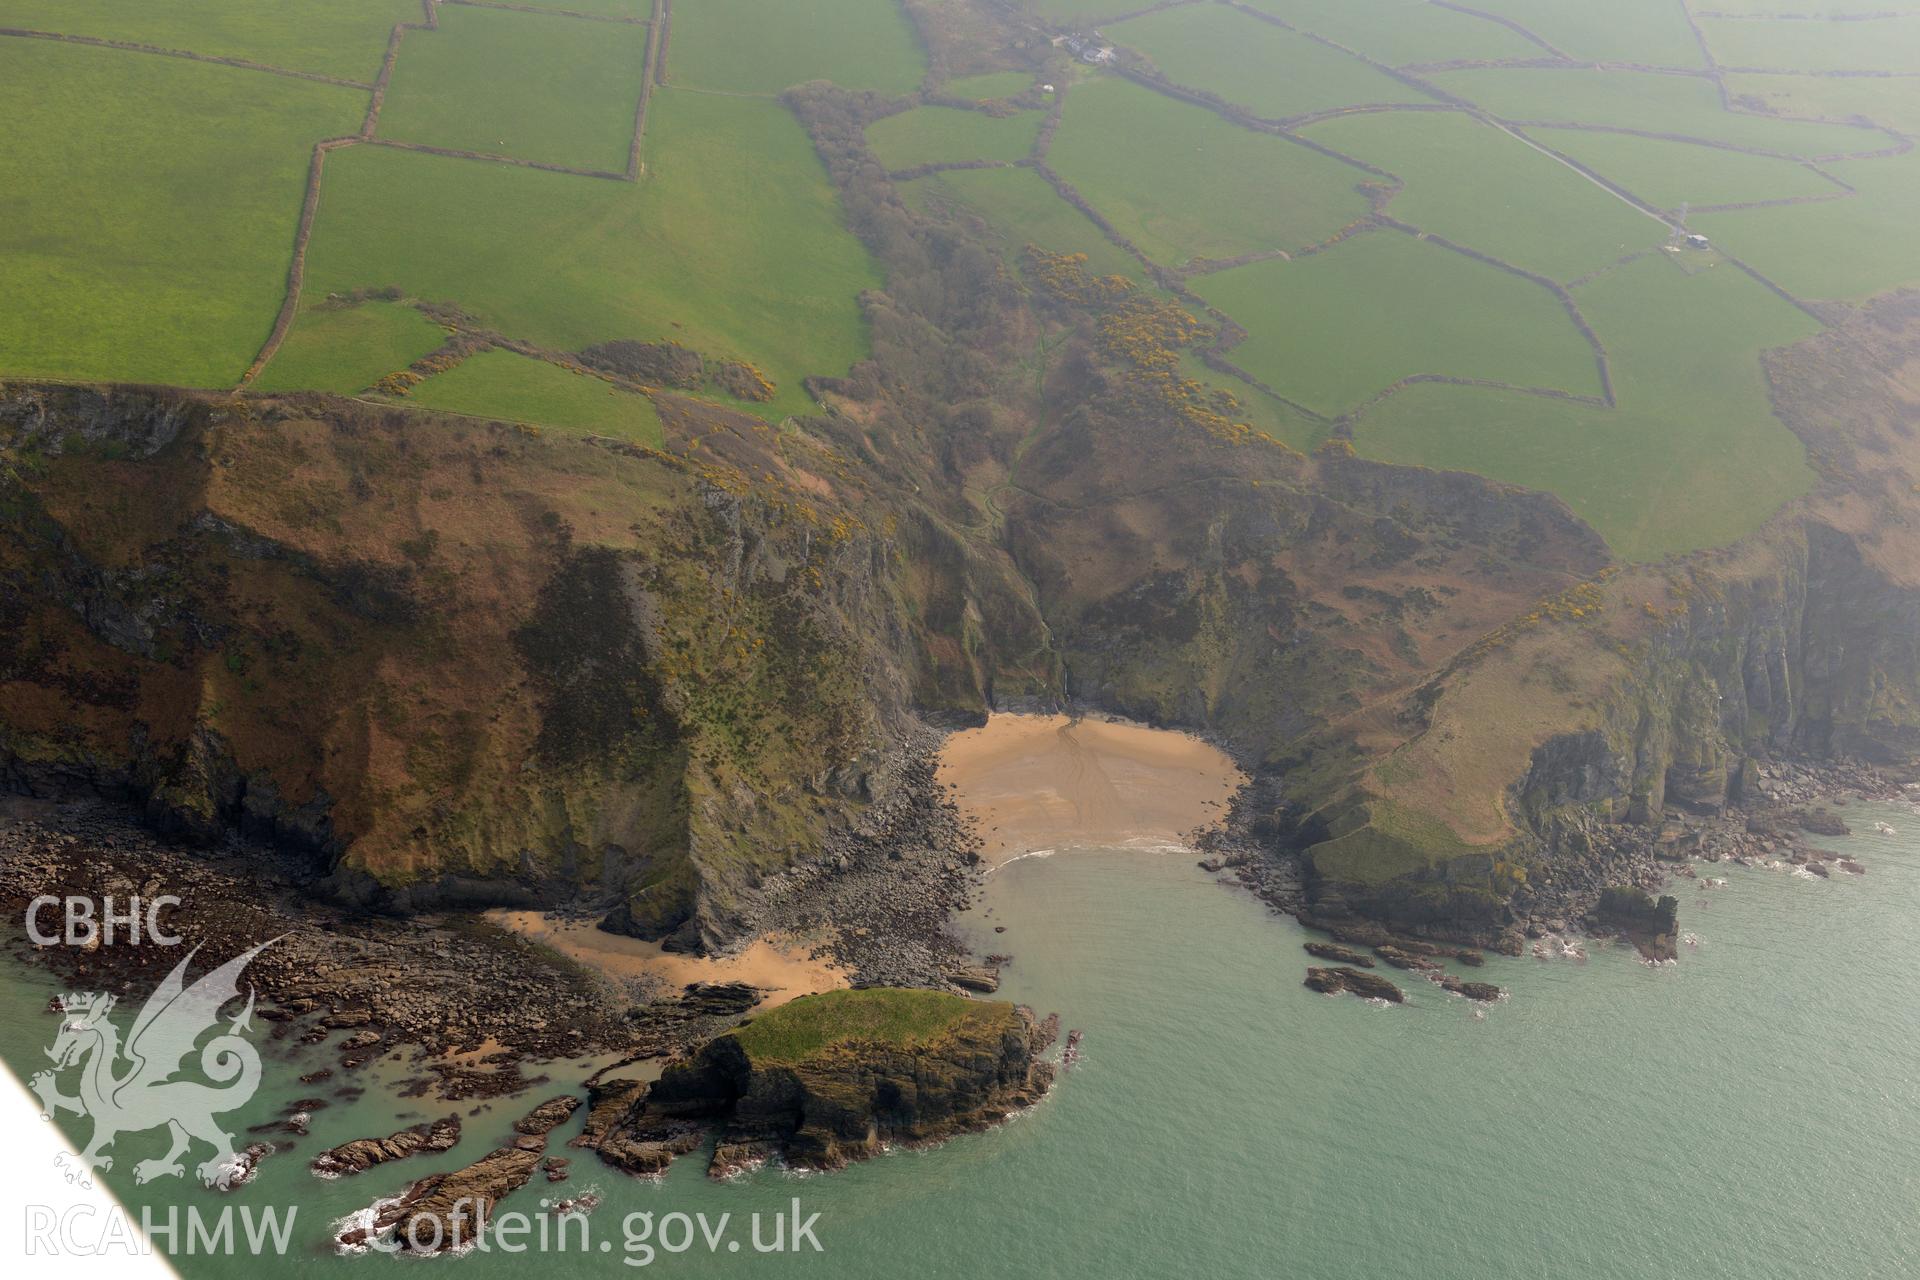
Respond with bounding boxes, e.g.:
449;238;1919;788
1303;941;1373;967
349;1144;542;1253
1439;975;1503;1003
945;963;1000;993
513;1094;582;1137
1304;966;1405;1003
1588;886;1680;962
596;989;1053;1177
312;1114;461;1177
1373;945;1440;972
1792;808;1852;837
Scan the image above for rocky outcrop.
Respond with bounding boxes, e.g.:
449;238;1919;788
1304;966;1405;1003
580;989;1054;1177
1303;941;1373;967
1588;887;1679;962
312;1115;460;1177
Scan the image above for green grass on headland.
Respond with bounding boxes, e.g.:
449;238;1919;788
728;988;1007;1065
253;300;450;394
300;88;881;420
666;0;926;95
1047;76;1371;266
0;0;418;81
376;4;647;173
1426;68;1885;157
1110;4;1431;121
1306;111;1663;282
1191;229;1603;417
0;40;364;388
866;106;1043;171
941;70;1036;100
400;347;665;442
1355;253;1820;560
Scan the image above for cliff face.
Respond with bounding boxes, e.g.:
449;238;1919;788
0;383;1047;950
1288;292;1920;939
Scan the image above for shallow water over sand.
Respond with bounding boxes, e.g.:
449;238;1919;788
4;755;1919;1277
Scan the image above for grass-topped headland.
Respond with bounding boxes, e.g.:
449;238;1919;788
725;988;1015;1065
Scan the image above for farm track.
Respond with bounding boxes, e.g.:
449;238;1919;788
239;0;667;386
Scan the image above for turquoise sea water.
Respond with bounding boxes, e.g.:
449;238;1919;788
5;803;1919;1278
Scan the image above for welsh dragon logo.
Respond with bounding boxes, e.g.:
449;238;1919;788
29;939;280;1189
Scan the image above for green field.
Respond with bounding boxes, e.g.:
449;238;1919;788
1357;254;1821;560
253;300;449;394
299;88;879;420
376;5;646;172
1109;4;1431;121
1429;68;1886;157
1441;0;1706;67
1526;127;1846;211
1236;0;1537;67
400;347;664;442
1694;149;1920;301
941;70;1035;100
666;0;925;95
902;166;1143;279
866;106;1043;170
1306;111;1663;281
1701;15;1920;74
1191;230;1603;417
504;0;651;15
0;41;364;387
1047;76;1371;265
1723;71;1920;136
0;0;416;81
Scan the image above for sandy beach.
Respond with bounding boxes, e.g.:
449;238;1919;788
486;911;848;1009
937;713;1245;866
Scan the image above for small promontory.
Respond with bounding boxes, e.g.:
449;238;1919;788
587;988;1056;1176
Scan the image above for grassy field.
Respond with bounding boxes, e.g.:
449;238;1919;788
865;105;1042;170
0;41;364;388
1357;254;1821;560
300;88;879;420
728;988;1004;1064
941;70;1035;100
1237;0;1537;66
253;301;449;394
0;0;416;81
1429;68;1886;157
1109;4;1431;120
1694;149;1920;302
1723;72;1920;136
1306;111;1663;281
505;0;651;15
1525;127;1845;211
1047;76;1370;265
666;0;925;95
902;166;1143;278
1190;229;1603;416
1440;0;1707;67
400;348;665;442
376;5;647;172
1701;14;1920;74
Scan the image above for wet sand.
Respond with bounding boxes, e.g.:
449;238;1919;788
486;912;847;1009
937;713;1245;867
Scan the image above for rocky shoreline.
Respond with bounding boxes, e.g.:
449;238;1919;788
1195;754;1911;978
